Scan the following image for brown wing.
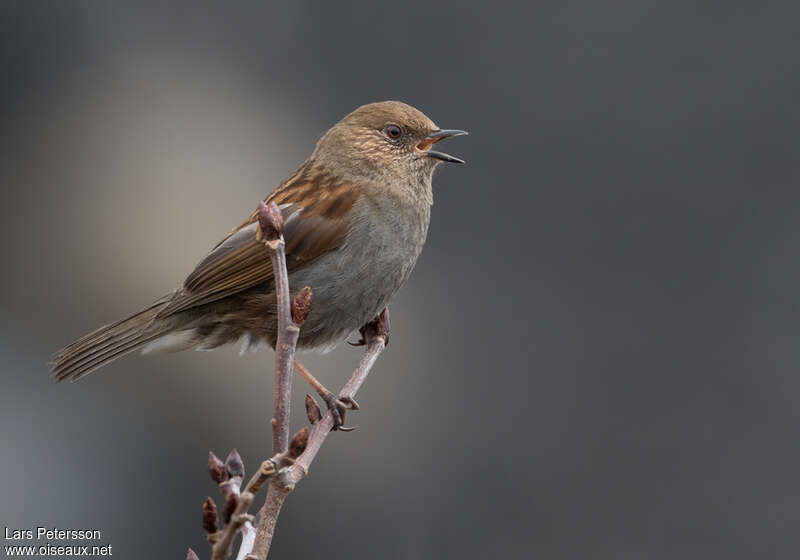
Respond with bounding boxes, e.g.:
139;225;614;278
157;162;361;318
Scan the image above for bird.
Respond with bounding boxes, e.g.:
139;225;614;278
50;100;466;426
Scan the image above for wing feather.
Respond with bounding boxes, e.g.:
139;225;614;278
157;163;360;318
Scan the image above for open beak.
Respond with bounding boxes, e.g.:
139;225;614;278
416;129;468;164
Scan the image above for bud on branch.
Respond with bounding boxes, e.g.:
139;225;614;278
292;287;313;326
289;427;309;459
256;201;283;244
202;496;219;535
225;449;245;479
305;394;322;425
208;452;228;484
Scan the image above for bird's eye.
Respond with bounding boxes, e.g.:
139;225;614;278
384;124;402;139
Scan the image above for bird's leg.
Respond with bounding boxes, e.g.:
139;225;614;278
293;309;389;430
293;359;359;431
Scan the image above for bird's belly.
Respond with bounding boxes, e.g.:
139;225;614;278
209;198;429;353
287;232;416;350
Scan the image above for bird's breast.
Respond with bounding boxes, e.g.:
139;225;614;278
288;191;430;349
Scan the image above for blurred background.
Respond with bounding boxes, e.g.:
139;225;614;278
3;1;800;558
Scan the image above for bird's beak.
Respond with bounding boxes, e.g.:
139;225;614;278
416;129;468;164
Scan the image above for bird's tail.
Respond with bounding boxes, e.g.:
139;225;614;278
50;298;172;383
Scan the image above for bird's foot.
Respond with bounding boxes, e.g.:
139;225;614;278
348;308;391;347
322;391;359;431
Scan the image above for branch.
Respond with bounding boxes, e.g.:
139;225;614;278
185;199;389;559
211;492;254;560
191;431;310;560
197;451;255;560
249;312;388;558
257;201;298;456
286;317;387;484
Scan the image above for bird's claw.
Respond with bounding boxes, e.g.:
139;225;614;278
348;308;391;347
341;396;360;410
322;392;359;431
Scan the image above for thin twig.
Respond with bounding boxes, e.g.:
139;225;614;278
249;312;388;559
211;492;254;560
235;523;256;560
257;201;299;456
189;200;388;560
288;324;386;483
196;450;267;560
199;428;309;560
242;460;277;496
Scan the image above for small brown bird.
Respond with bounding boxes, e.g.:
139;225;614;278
51;101;466;423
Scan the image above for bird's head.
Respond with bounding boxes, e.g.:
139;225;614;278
312;101;467;186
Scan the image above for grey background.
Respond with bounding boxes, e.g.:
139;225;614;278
2;1;800;558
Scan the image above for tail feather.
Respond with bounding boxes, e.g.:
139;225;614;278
51;299;171;382
53;332;151;382
52;322;144;372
